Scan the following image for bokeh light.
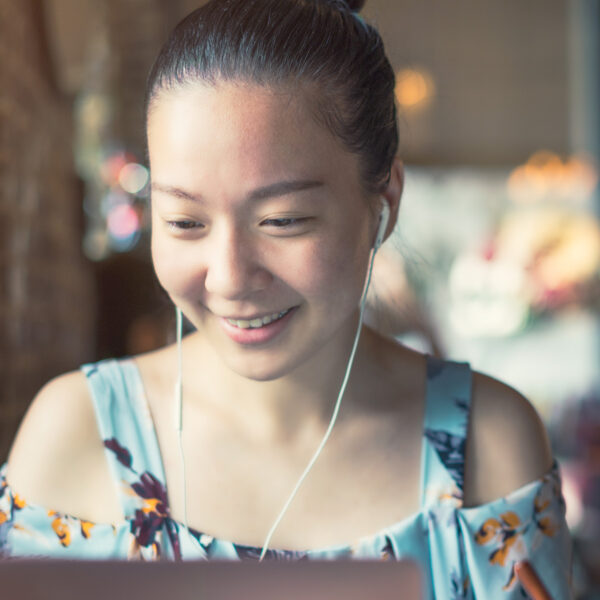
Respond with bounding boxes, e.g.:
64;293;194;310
449;252;530;338
106;203;141;251
83;228;110;262
100;151;137;187
508;151;599;204
118;162;149;195
395;68;436;110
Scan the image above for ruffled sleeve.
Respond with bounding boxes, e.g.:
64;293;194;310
0;463;131;559
423;462;572;599
422;358;572;599
456;463;571;599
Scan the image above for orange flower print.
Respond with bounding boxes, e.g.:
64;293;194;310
142;497;164;516
474;477;560;592
81;520;94;539
537;517;557;536
475;512;522;565
49;512;72;548
489;532;518;567
499;511;520;528
12;495;26;510
475;512;524;590
474;517;502;545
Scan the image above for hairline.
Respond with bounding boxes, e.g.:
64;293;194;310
145;74;384;202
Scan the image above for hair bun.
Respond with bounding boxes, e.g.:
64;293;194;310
344;0;366;11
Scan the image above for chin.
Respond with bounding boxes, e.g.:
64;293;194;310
218;335;320;382
224;354;298;382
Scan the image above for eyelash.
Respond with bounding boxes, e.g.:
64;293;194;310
261;217;307;228
166;220;203;230
164;217;310;232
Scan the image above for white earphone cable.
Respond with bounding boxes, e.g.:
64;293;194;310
175;307;189;531
257;242;378;560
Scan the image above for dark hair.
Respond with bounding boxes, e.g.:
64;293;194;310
145;0;398;194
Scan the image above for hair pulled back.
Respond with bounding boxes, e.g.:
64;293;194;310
146;0;398;193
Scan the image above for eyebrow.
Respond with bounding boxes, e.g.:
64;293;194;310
151;179;324;202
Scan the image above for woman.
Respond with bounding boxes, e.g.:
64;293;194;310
1;0;570;597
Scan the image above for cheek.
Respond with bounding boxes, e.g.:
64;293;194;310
151;234;204;299
285;235;370;306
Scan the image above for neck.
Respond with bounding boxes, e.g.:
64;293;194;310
181;310;374;442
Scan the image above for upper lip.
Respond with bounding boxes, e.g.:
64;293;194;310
217;307;295;320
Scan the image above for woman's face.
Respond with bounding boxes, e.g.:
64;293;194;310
148;81;378;381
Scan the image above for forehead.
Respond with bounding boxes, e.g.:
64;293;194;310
146;81;360;192
149;81;304;138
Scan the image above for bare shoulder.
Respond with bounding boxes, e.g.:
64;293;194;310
6;370;123;522
463;370;553;507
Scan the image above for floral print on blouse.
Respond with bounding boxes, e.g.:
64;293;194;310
0;357;572;598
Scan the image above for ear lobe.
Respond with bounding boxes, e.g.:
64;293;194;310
373;198;390;252
379;157;404;242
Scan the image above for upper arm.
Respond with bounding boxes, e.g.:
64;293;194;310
6;371;122;522
462;371;553;507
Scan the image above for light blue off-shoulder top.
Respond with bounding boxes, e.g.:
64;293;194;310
0;357;572;598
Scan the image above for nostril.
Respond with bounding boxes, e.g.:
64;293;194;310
204;258;272;299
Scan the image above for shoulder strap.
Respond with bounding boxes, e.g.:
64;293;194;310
81;359;167;520
419;356;472;509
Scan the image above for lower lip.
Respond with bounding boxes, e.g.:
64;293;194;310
219;307;298;346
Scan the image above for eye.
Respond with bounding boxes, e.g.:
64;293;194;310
166;219;204;230
261;217;308;228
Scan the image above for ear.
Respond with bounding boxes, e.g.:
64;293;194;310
379;157;404;242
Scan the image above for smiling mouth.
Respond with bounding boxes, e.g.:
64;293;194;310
225;308;293;330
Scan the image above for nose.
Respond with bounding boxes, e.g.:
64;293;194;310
204;224;272;300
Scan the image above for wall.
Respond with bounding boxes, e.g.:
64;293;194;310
0;0;94;461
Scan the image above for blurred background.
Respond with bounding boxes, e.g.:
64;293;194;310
0;0;599;595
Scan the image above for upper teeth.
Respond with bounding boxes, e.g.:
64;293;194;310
227;309;291;329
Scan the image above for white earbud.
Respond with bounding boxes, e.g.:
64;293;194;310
374;198;390;253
